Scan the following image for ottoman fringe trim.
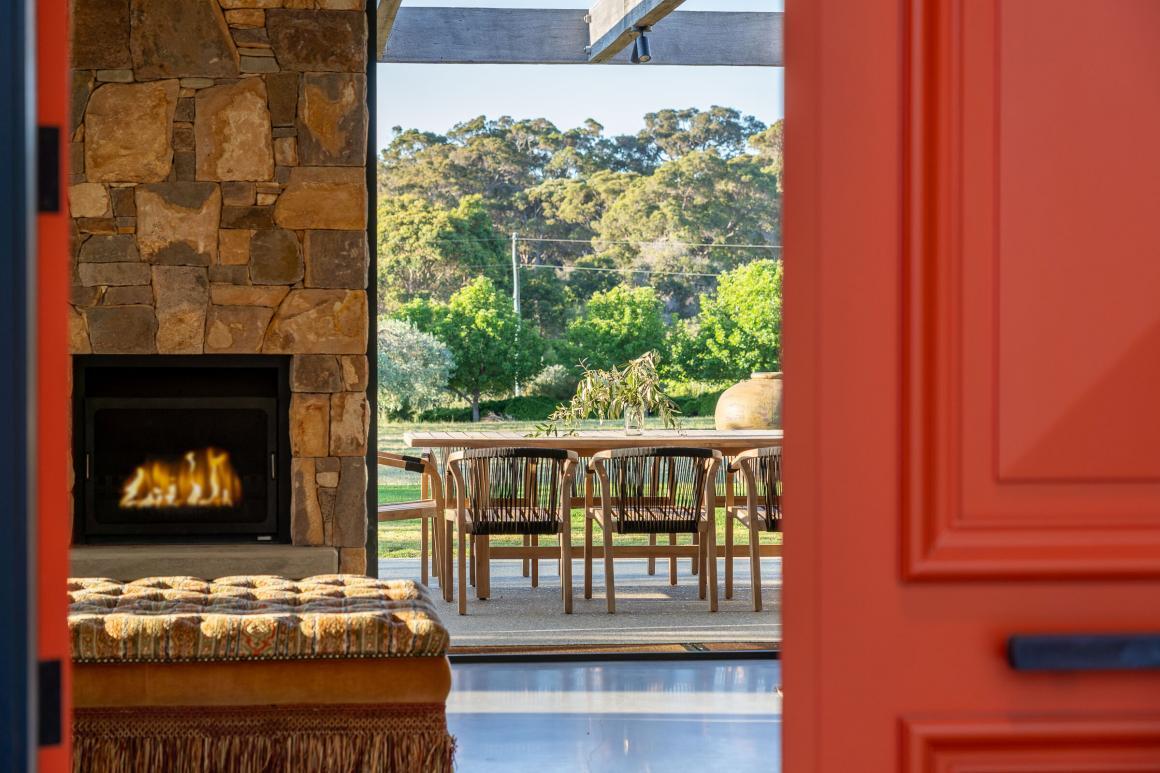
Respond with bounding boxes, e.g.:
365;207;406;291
73;703;456;773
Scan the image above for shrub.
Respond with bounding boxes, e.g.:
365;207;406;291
377;318;454;420
526;364;579;402
416;396;557;423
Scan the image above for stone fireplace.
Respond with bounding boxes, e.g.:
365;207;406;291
73;355;292;544
67;0;371;575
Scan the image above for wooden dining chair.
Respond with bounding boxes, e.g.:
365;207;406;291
376;451;449;600
585;447;723;613
725;446;782;611
445;448;579;616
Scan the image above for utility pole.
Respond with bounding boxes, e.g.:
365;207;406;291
511;232;521;396
511;231;521;318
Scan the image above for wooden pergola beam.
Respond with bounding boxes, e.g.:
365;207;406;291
587;0;686;63
376;0;403;61
379;8;783;67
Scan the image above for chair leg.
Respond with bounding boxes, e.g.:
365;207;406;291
561;525;573;614
749;523;763;612
601;520;616;614
725;513;734;600
469;536;476;587
420;513;429;587
457;527;467;616
443;520;454;603
522;535;530;577
531;534;539;588
431;514;440;582
647;533;656;575
668;533;677;586
691;531;699;576
477;536;490;600
698;536;707;600
584;513;594;600
707;524;719;613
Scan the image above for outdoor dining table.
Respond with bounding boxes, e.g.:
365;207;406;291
402;428;783;456
403;429;785;586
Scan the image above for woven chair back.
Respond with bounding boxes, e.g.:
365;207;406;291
598;447;715;535
750;446;783;531
450;448;571;536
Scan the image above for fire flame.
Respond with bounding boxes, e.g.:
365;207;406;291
120;447;243;509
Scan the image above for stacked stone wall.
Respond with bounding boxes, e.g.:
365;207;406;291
69;0;371;572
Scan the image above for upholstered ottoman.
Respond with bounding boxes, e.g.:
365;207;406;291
69;575;454;773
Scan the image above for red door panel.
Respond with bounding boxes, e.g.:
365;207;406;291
905;716;1160;773
904;0;1160;579
784;0;1160;769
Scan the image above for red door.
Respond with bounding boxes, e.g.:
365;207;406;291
784;0;1160;769
39;0;73;768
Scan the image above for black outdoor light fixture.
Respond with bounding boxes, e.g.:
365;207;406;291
631;26;652;64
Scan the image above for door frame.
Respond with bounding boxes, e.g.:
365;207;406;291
0;0;38;768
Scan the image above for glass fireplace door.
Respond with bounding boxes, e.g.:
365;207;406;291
83;397;278;540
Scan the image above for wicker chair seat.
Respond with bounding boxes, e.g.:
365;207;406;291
589;504;705;535
462;505;562;536
730;504;782;532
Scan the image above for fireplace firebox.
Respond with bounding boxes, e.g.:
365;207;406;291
73;356;292;544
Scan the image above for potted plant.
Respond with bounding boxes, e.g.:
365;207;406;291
534;352;681;436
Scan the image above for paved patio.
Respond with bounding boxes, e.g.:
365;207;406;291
378;557;781;649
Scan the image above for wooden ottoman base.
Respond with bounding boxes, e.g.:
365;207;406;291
68;576;456;772
73;659;455;773
73;703;455;773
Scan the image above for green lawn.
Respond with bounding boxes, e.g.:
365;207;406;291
375;417;782;559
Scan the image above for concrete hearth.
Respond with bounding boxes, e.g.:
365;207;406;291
71;544;339;581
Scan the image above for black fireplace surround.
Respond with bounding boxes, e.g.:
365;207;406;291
72;355;292;544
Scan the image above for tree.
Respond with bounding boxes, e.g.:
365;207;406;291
518;266;572;338
595;151;781;315
376;194;508;310
749;119;784;190
563;284;666;371
397;277;544;421
671;259;783;382
638;106;767;162
377;319;454;420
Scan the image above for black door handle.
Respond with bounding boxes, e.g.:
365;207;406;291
1008;634;1160;672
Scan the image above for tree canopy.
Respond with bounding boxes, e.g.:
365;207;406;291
397;277;544;421
670;259;783;382
377;194;508;310
563;284;666;372
378;110;782;316
379;109;785;420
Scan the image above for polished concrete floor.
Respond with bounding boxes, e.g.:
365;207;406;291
447;659;781;772
379;557;781;648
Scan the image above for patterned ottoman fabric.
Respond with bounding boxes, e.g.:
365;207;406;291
69;575;450;664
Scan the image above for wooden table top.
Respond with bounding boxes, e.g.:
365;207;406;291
403;428;783;454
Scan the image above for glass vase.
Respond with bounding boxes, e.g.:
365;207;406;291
623;405;645;435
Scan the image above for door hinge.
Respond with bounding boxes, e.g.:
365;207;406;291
38;659;62;747
37;126;60;214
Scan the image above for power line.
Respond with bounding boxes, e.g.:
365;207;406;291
518;236;782;250
397;260;729;279
387;234;782;250
522;263;725;278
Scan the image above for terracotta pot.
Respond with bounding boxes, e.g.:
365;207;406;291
714;372;783;430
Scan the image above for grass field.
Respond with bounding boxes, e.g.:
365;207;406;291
376;417;780;559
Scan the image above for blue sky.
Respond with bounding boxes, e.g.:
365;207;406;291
376;0;784;150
